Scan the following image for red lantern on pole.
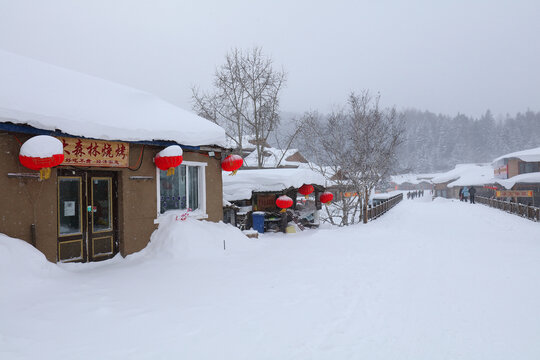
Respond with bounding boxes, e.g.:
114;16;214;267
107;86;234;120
155;145;183;176
221;154;243;175
298;184;314;199
276;195;293;213
320;191;334;204
19;135;64;180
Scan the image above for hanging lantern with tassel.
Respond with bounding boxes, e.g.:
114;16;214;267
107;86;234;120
298;184;314;199
155;145;183;176
221;154;243;175
19;135;64;180
276;195;293;213
320;191;334;204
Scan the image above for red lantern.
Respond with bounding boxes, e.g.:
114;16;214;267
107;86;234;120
276;195;293;213
298;184;314;199
320;191;334;204
19;135;64;180
221;154;243;175
155;145;183;176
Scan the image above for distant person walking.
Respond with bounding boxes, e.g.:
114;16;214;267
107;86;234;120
459;188;464;201
462;186;470;202
469;186;476;204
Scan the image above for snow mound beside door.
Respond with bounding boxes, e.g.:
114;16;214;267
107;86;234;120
143;216;252;260
0;233;61;285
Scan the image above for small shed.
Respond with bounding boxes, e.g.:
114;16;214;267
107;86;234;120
222;168;326;232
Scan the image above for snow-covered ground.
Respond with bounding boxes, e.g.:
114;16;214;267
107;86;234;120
1;195;540;360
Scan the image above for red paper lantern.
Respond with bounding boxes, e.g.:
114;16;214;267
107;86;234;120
155;145;183;176
298;184;314;199
221;154;243;175
276;195;293;213
320;191;334;204
19;135;64;180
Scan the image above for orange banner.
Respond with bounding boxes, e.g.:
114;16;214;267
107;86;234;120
496;190;533;198
58;137;130;168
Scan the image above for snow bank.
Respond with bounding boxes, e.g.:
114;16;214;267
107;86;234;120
223;168;327;201
0;50;225;147
142;215;250;260
492;146;540;163
0;233;59;284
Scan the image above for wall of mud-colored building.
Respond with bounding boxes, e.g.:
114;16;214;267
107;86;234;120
0;132;58;262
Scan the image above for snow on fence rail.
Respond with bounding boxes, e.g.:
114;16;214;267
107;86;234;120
476;196;540;222
367;193;404;221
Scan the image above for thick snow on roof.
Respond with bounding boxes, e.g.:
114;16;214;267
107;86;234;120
492;146;540;164
243;147;306;168
0;50;225;147
432;163;494;186
390;173;437;185
223;168;326;201
494;172;540;189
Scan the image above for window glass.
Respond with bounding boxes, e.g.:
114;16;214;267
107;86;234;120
59;178;81;235
188;166;199;210
92;178;111;232
160;165;186;213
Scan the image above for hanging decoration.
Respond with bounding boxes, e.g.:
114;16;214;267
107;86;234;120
155;145;183;176
320;191;334;204
221;154;243;175
19;135;64;180
276;195;293;213
298;184;314;199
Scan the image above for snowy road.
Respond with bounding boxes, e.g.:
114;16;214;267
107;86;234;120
1;196;540;359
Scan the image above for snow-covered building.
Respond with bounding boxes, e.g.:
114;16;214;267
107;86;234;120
242;146;308;168
431;163;495;199
390;173;436;191
222;168;326;232
492;146;540;204
0;50;227;263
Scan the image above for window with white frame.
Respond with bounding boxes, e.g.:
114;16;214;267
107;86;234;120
158;162;206;214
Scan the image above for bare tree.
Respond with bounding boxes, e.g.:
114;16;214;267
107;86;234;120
192;47;286;167
299;91;404;225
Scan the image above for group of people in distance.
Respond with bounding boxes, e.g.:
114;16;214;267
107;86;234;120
459;186;477;204
407;190;424;199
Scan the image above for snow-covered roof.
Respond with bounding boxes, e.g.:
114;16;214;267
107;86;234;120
222;168;326;201
494;172;540;189
0;50;226;147
432;163;494;186
492;146;540;164
243;147;307;168
390;173;437;185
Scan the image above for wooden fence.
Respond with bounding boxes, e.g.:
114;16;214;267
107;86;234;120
367;193;404;221
476;196;540;222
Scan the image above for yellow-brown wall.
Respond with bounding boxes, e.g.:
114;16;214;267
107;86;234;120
0;131;223;262
507;159;520;178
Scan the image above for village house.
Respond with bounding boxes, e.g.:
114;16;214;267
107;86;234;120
431;163;494;199
492;146;540;205
0;50;227;263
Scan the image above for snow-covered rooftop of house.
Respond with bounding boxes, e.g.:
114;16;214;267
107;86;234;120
0;50;226;147
224;135;257;150
431;163;494;186
222;168;326;201
494;172;540;189
492;146;540;164
243;147;307;168
390;173;437;185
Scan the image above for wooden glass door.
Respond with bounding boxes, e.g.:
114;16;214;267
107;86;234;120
58;170;118;262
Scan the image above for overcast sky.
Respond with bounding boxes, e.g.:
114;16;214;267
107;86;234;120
1;0;538;118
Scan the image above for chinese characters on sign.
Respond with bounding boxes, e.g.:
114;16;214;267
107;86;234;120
58;137;130;168
495;190;534;198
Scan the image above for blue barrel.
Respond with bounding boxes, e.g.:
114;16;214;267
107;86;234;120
252;211;265;233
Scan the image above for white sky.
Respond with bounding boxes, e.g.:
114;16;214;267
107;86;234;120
0;0;538;118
